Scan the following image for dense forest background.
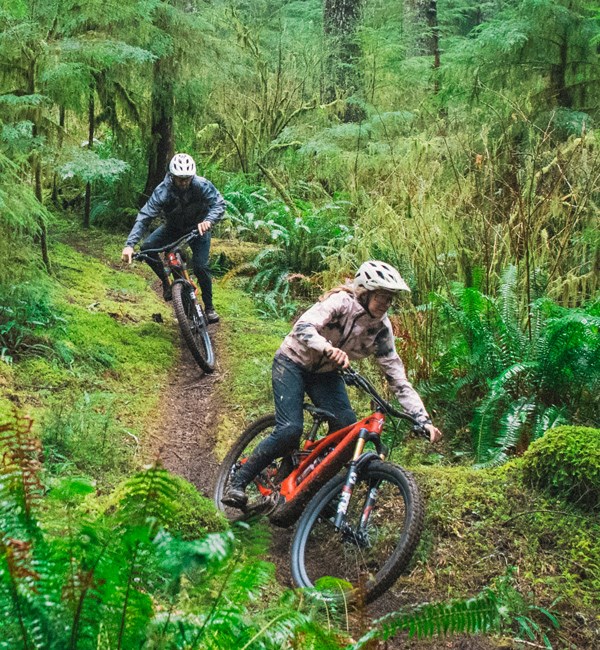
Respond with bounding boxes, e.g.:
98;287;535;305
0;0;599;648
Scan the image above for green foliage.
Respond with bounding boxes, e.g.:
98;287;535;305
429;268;600;464
413;462;599;644
348;568;561;649
445;0;600;113
0;225;179;486
522;425;600;510
0;153;51;290
223;183;352;270
0;411;344;650
108;471;226;540
0;280;65;362
0;1;599;644
222;181;351;317
41;392;136;483
349;587;501;647
58;148;129;184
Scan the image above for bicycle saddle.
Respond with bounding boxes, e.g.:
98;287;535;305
303;404;336;421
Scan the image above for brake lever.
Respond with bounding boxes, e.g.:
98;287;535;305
342;375;356;388
341;367;358;387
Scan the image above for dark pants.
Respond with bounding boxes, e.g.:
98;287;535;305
233;353;357;487
140;224;214;309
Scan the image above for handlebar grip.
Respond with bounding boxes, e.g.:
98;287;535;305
413;423;430;439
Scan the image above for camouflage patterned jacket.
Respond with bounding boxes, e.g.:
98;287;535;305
278;290;432;425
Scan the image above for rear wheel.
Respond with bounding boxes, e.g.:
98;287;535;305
214;415;296;520
172;281;215;373
290;460;424;604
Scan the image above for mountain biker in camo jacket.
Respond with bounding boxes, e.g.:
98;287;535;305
222;260;443;509
121;153;225;323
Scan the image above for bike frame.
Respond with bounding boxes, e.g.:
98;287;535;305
133;231;200;295
163;249;198;293
244;369;425;527
277;411;387;505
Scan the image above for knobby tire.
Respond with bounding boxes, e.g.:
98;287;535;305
290;460;424;604
214;415;278;521
172;282;215;373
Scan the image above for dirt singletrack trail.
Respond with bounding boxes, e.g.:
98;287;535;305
148;326;223;499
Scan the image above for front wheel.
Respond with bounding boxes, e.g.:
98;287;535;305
290;460;424;604
172;282;215;373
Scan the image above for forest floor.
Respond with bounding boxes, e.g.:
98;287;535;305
148;290;503;650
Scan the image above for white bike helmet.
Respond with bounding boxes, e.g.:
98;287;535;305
353;260;410;294
169;153;196;177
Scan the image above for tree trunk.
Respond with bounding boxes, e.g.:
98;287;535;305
550;31;572;108
34;157;52;275
323;0;365;122
83;85;95;228
51;105;66;206
426;0;441;96
142;56;175;205
27;56;51;273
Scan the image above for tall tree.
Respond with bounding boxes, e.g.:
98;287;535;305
142;4;176;199
449;0;600;114
0;0;154;244
0;1;60;271
141;0;216;198
323;0;366;121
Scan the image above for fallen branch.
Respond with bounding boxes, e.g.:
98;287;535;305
256;162;301;218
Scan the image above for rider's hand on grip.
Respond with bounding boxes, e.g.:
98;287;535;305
324;345;350;369
122;246;134;264
424;423;443;443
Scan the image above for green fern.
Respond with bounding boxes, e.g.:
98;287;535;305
432;270;600;463
348;588;502;648
348;568;561;649
0;411;43;526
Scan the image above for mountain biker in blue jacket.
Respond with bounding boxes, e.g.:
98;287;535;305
121;153;225;323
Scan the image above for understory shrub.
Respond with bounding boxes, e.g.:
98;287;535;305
0;281;65;363
522;425;600;510
426;268;600;465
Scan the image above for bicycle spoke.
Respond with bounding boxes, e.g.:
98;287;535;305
306;478;407;585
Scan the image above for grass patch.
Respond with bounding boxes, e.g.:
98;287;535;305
4;223;177;487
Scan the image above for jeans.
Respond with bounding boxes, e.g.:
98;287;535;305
140;224;213;309
232;353;357;487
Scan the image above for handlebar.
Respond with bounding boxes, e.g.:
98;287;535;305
132;230;199;260
341;367;430;438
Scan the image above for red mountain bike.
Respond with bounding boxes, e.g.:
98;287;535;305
214;367;427;603
133;231;215;373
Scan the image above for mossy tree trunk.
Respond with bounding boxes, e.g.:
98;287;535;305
26;56;51;274
323;0;366;122
142;56;175;204
83;84;95;229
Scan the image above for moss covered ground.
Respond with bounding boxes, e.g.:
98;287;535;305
2;229;175;486
409;462;599;647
